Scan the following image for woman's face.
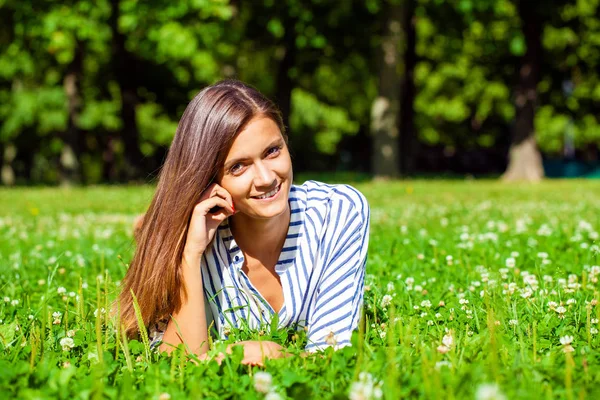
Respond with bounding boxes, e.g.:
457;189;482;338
218;115;293;220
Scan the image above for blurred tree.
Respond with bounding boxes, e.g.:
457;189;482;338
535;0;600;158
502;0;545;181
399;0;417;175
371;1;403;178
413;0;517;165
1;0;599;184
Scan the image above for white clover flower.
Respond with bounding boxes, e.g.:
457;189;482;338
435;313;442;319
435;360;452;370
437;345;450;354
325;331;337;346
11;299;19;306
560;335;574;345
520;289;532;299
94;308;106;318
349;372;383;400
475;383;507;400
590;328;598;335
380;295;393;308
566;299;576;305
386;282;395;292
28;315;34;320
505;258;516;268
59;337;75;352
442;332;453;348
509;319;518;326
379;331;387;339
265;392;283;400
420;300;432;308
253;371;273;394
67;330;75;338
57;287;67;295
459;298;469;305
3;297;9;303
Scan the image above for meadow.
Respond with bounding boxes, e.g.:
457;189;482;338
0;179;599;399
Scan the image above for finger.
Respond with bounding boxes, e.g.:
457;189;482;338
194;197;234;217
205;184;233;208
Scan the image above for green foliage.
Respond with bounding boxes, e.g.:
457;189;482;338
1;0;599;183
0;181;600;397
290;89;360;155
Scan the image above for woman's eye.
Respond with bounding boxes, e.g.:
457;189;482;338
266;146;281;157
230;163;243;174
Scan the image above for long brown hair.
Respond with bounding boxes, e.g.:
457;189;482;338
118;80;285;338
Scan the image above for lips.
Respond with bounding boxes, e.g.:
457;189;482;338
252;184;281;200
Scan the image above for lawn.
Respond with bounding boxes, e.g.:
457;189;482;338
0;179;599;399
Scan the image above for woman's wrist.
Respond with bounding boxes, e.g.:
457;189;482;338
182;248;203;268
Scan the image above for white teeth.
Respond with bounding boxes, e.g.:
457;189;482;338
256;185;280;199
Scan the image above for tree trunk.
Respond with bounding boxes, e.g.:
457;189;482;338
1;143;16;186
60;43;83;186
110;0;145;182
399;0;417;175
502;1;544;182
371;3;403;179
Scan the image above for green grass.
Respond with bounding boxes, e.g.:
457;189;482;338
1;179;599;399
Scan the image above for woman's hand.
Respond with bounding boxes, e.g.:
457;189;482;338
183;183;235;259
199;341;287;367
234;340;286;366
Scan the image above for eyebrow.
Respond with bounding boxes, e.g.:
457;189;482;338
223;137;285;170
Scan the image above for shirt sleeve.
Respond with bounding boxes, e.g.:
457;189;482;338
305;186;370;352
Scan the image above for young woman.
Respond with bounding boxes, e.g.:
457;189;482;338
118;80;370;364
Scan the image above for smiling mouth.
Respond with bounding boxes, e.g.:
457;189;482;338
252;184;281;200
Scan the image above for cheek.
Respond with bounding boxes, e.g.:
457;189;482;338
221;178;250;203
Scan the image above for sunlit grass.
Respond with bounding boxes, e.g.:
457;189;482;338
0;179;599;399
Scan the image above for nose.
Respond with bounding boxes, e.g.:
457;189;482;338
253;160;277;189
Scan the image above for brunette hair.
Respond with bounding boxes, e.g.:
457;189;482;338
118;80;285;338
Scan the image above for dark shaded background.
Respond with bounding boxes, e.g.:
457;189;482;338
0;0;599;185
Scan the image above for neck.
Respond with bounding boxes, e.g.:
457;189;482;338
229;205;291;259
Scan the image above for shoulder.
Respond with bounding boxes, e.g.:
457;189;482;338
295;180;369;222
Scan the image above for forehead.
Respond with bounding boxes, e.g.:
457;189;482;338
225;116;283;157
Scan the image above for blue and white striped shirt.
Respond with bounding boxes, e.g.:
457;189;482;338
152;180;370;351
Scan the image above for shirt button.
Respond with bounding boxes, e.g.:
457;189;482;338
234;256;239;262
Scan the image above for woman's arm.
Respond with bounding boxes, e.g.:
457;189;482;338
159;252;209;355
158;183;235;356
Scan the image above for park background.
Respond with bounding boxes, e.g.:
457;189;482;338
1;0;599;185
1;1;600;399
